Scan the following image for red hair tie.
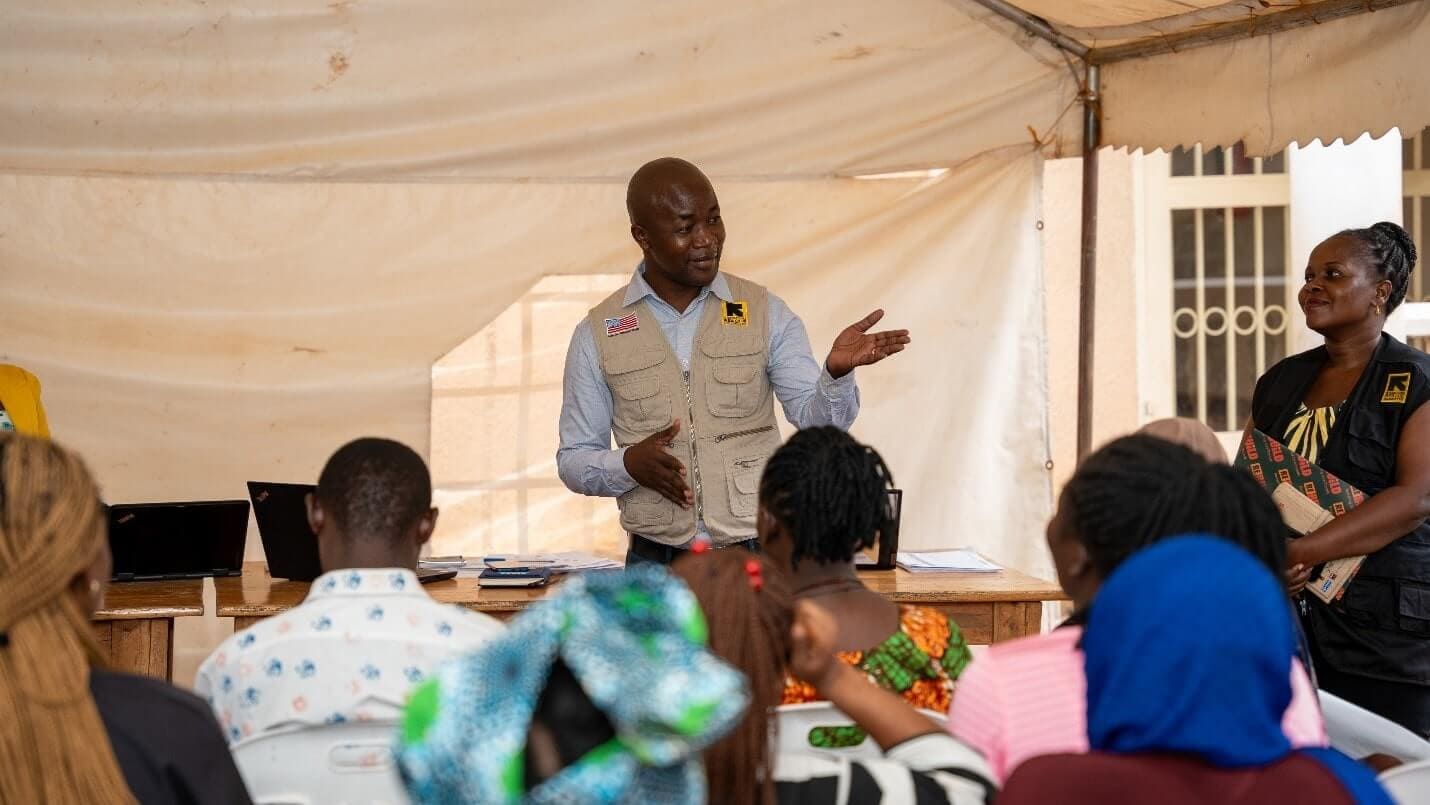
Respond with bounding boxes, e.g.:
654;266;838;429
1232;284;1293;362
744;559;764;592
691;540;711;555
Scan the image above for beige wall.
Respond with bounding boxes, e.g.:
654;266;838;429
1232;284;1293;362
1043;153;1144;497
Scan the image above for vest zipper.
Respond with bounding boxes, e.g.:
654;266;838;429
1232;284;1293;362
682;370;704;524
714;425;777;443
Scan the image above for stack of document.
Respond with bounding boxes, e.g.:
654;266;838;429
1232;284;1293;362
895;549;1002;573
421;552;622;578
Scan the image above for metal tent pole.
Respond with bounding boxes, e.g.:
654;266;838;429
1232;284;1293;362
1076;63;1101;461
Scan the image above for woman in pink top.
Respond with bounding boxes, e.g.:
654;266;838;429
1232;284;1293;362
947;433;1328;782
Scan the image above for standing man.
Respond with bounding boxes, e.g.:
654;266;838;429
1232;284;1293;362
557;158;910;565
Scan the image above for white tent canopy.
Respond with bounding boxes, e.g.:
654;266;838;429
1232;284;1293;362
3;1;1427;178
2;0;1427;574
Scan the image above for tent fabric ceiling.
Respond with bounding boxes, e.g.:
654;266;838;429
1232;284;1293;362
1;0;1425;177
1101;0;1430;156
1014;1;1325;44
0;0;1077;180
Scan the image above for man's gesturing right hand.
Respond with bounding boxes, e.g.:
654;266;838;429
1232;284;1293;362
623;419;693;508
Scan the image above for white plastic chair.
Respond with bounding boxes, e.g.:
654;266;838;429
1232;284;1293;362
776;702;949;760
1379;757;1430;804
232;722;410;805
1319;690;1430;763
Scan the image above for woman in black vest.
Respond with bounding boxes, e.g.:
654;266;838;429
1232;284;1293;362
1251;221;1430;736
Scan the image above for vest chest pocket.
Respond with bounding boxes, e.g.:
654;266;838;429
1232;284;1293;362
1343;410;1394;483
605;348;672;433
703;337;768;419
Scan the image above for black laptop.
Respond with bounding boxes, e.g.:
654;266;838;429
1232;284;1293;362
107;500;250;582
247;481;323;582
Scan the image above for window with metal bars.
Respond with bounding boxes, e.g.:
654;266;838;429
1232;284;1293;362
1166;145;1290;432
1402;128;1430;354
428;274;630;558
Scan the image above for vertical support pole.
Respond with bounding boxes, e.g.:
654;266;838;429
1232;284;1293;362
1076;63;1102;461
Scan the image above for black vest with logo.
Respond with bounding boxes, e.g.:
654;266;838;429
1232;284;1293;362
1251;334;1430;685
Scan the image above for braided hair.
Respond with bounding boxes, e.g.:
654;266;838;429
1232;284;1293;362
1337;221;1420;314
758;426;895;568
1061;434;1286;579
673;550;792;805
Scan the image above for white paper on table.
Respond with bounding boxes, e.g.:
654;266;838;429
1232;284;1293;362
896;549;1002;573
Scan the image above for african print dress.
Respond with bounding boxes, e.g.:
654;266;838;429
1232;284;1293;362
782;605;971;746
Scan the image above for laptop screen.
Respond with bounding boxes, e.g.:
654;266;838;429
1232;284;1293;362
107;500;250;581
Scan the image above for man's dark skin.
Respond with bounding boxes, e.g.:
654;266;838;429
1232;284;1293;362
621;157;912;507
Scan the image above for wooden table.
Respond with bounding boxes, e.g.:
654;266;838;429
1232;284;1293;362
218;562;1065;644
92;578;204;681
859;566;1066;644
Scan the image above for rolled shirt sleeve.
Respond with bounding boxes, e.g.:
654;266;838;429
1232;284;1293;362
556;321;639;498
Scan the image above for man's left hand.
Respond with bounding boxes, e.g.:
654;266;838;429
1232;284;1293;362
825;309;911;379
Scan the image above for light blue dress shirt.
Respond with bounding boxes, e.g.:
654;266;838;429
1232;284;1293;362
557;265;860;538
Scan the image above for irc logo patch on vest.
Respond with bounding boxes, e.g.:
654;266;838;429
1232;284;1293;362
1382;372;1411;404
605;313;639;337
722;301;749;326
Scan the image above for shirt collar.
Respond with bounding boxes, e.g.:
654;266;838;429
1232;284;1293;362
305;568;427;601
623;262;734;308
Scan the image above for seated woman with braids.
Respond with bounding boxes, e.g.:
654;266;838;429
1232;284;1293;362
0;434;250;805
946;434;1329;782
760;427;971;716
675;550;995;805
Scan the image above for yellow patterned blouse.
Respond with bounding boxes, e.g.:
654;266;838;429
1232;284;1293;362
1283;403;1338;464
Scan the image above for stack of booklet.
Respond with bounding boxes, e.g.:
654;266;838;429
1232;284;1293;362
895;549;1002;573
1235;428;1367;604
419;551;622;579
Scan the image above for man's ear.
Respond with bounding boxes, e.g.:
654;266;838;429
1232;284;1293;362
415;507;439;548
630;224;650;252
306;492;324;537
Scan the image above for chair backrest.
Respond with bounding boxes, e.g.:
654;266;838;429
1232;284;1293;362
232;721;410;805
1379;757;1430;804
1319;690;1430;763
775;702;948;760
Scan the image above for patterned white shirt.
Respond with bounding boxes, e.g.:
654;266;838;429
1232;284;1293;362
195;568;502;746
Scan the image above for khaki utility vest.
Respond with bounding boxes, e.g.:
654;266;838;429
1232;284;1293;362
587;273;782;545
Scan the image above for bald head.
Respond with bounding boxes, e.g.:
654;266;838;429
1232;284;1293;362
626;158;726;292
626;158;714;226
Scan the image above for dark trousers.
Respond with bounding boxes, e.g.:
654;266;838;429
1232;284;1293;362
1305;617;1430;738
625;534;759;567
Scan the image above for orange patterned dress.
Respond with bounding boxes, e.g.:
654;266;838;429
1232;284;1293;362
782;605;972;713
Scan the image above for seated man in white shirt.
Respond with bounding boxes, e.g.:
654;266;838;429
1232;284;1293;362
196;437;502;746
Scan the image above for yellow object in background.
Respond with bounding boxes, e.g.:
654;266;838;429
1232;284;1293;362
0;364;51;437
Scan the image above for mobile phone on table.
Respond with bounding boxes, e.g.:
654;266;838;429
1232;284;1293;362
417;568;458;584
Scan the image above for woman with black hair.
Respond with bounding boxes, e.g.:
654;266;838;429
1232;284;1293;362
758;426;972;719
947;434;1328;782
1251;221;1430;735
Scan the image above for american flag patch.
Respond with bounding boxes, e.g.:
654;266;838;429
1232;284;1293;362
604;313;639;337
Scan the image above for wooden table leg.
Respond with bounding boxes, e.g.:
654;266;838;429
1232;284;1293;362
92;619;174;680
991;602;1044;643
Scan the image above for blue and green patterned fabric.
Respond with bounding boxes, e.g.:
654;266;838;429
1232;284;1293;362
396;565;748;804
